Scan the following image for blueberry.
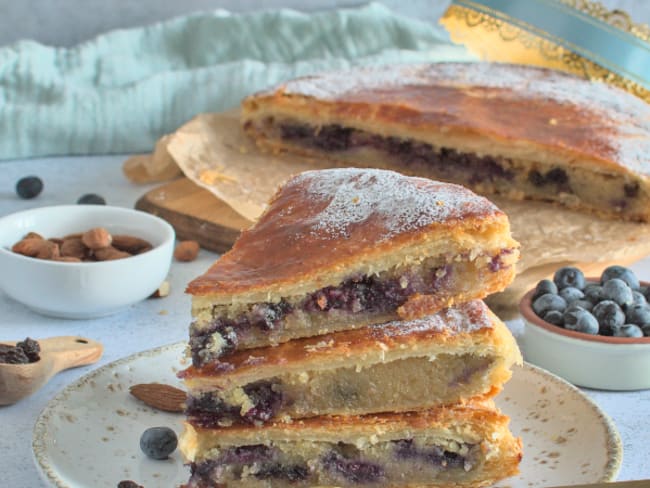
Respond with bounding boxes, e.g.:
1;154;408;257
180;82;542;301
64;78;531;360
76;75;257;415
533;279;558;300
614;324;643;338
532;293;567;317
543;310;564;326
559;287;584;303
16;176;43;199
566;310;599;334
572;299;594;312
583;284;603;304
600;265;640;290
643;324;650;337
625;304;650;327
140;427;177;460
563;304;586;328
592;300;625;335
629;291;647;308
601;279;634;307
322;452;384;483
553;267;585;290
77;193;106;205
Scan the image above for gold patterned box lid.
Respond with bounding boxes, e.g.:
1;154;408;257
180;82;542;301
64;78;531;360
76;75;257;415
440;0;650;103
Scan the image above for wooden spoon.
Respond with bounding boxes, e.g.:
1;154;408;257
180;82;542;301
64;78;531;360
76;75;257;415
0;336;103;405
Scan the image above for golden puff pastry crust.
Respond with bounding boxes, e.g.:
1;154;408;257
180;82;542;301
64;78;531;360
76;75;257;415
180;403;522;488
181;301;522;426
242;63;650;221
186;168;519;363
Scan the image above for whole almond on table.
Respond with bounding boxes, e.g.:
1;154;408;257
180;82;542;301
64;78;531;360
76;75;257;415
82;227;112;250
174;240;199;262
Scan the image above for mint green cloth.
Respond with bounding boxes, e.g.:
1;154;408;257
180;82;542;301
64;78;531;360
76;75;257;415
0;3;473;160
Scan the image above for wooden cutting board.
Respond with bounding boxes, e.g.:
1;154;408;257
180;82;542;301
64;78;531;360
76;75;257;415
135;177;250;253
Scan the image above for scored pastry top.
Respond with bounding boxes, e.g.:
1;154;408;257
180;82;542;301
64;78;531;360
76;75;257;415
186;168;510;296
181;300;499;380
246;62;650;175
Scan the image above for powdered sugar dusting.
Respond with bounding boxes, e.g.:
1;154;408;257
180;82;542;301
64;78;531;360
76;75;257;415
277;63;650;173
372;300;493;338
293;168;498;241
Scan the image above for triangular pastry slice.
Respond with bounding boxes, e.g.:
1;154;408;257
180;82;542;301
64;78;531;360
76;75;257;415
242;62;650;221
181;301;522;425
187;168;519;365
180;403;522;488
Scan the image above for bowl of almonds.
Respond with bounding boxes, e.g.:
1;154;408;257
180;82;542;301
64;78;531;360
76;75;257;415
0;205;175;318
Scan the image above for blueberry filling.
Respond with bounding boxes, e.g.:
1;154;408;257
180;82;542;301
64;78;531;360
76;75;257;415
527;168;571;193
187;380;284;426
255;463;310;482
279;122;515;185
322;450;385;484
188;446;310;486
624;182;640;198
190;266;456;366
392;439;469;469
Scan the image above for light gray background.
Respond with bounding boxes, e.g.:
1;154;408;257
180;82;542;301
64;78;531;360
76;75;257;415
0;0;647;47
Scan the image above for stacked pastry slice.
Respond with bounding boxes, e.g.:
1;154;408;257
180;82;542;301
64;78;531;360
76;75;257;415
180;168;523;488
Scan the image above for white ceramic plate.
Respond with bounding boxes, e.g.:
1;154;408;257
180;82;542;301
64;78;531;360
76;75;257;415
33;343;622;488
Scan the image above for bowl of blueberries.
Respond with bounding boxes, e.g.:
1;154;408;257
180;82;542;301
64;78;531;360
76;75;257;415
519;265;650;390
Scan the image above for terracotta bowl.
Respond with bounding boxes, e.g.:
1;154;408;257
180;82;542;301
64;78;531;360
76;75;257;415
519;282;650;390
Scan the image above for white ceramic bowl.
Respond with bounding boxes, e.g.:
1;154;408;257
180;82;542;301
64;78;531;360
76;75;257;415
520;285;650;390
0;205;175;319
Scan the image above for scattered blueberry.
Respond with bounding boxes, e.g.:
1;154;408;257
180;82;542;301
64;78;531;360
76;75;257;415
543;310;564;326
559;287;584;303
117;481;143;488
553;267;585;290
614;324;643;338
533;279;558;300
77;193;106;205
600;265;640;290
583;284;603;304
625;304;650;328
140;427;178;460
532;293;567;316
592;300;625;335
15;176;43;199
572;299;594;312
601;279;634;307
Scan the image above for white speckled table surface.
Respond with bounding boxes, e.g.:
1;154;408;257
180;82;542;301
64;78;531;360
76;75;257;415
1;155;650;487
2;0;650;485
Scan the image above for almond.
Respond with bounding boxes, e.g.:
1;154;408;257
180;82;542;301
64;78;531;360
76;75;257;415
54;256;82;263
12;238;49;257
94;246;131;261
23;232;44;240
129;383;186;413
60;237;87;259
149;280;170;298
174;240;200;262
37;240;60;260
112;234;153;254
82;227;112;250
